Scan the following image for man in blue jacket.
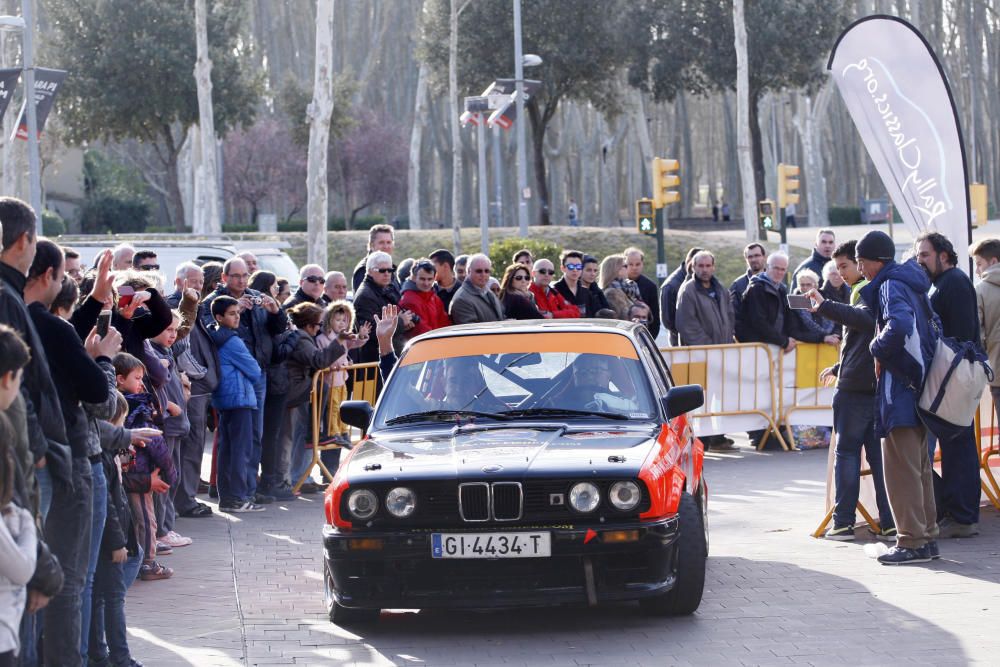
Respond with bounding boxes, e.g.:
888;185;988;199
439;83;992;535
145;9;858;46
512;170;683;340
857;230;939;565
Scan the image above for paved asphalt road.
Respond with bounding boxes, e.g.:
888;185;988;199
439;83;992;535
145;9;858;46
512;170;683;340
125;440;1000;666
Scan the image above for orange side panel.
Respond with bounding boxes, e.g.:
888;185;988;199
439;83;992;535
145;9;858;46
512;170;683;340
400;332;639;366
638;424;685;519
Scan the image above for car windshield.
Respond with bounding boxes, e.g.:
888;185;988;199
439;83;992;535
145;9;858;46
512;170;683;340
374;349;659;428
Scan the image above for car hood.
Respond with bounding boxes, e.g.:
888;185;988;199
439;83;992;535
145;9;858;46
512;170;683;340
344;423;659;483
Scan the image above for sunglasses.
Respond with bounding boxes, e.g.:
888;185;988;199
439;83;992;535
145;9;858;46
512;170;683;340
303;276;326;284
139;264;160;271
472;268;491;274
374;267;395;274
536;269;555;275
512;274;530;281
564;263;583;271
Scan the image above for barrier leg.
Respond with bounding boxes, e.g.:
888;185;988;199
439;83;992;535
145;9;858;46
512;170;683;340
812;507;835;538
292;447;321;494
981;476;1000;511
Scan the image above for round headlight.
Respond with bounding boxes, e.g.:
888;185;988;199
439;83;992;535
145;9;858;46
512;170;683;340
347;489;378;520
385;487;416;518
609;481;641;511
569;482;601;513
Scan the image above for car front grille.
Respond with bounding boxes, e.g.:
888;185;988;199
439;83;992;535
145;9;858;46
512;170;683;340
459;482;523;522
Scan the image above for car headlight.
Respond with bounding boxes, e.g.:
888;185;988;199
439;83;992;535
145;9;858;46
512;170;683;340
569;482;601;513
347;489;378;520
609;481;641;511
385;487;416;518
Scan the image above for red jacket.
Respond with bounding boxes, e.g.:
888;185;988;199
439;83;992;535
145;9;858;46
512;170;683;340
399;287;451;336
529;282;580;318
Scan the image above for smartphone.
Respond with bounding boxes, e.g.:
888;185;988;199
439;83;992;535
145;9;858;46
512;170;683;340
787;294;813;310
117;285;135;309
96;309;112;338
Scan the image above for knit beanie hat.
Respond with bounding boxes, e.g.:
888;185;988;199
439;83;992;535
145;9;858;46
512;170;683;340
856;230;896;262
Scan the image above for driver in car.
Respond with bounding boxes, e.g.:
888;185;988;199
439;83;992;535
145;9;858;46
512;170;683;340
434;357;507;413
545;353;638;412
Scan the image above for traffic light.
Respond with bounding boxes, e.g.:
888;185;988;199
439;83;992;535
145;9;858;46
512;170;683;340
758;199;776;231
777;163;800;209
636;198;655;234
652;158;681;209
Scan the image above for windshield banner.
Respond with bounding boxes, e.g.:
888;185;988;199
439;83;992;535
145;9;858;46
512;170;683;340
828;16;971;271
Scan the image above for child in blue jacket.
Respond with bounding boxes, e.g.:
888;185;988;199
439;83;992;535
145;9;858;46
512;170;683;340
209;296;264;513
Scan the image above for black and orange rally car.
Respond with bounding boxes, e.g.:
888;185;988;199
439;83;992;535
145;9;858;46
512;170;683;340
323;320;707;623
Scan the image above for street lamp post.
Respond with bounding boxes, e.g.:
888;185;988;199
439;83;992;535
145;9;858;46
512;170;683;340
0;8;40;234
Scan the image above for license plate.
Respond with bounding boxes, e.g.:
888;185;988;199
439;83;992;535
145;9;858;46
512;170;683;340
431;532;551;559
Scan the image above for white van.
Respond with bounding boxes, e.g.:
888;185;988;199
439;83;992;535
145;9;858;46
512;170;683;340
59;238;300;288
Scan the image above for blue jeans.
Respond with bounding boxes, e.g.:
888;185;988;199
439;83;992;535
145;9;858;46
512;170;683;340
44;456;93;666
80;460;108;661
247;377;267;498
832;390;893;529
218;408;254;503
289;403;313;484
89;546;143;667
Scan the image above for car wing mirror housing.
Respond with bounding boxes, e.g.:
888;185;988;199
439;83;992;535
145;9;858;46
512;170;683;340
661;384;704;419
339;400;374;431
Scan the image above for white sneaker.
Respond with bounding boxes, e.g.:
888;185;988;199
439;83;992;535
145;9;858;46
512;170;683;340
161;530;193;547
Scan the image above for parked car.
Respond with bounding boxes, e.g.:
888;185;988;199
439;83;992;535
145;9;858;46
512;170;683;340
58;238;300;286
323;319;708;623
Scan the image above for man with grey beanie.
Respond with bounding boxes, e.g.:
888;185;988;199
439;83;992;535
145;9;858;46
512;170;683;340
856;230;940;565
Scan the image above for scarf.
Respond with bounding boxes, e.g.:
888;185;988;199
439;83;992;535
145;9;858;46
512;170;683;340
611;278;641;301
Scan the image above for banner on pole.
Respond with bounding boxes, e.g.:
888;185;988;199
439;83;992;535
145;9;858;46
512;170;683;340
828;16;971;271
0;68;20;124
14;67;67;141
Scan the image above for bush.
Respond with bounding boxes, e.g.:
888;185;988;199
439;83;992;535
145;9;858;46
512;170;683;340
221;215;390;234
41;210;66;236
828;207;862;226
488;237;563;272
79;195;151;234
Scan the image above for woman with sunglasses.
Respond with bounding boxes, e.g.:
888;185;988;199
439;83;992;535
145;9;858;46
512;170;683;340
498;264;544;320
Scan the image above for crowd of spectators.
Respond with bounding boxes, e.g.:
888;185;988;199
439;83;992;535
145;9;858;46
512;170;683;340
3;192;999;665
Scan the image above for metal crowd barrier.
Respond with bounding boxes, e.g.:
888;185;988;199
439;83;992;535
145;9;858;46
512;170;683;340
659;342;789;451
294;361;381;492
777;342;839;449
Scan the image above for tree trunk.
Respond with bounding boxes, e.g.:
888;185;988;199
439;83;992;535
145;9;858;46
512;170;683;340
794;84;832;228
733;0;758;240
306;0;335;268
161;125;187;232
628;87;654;195
527;100;552;226
194;0;221;234
748;88;766;208
448;0;462;253
407;62;428;230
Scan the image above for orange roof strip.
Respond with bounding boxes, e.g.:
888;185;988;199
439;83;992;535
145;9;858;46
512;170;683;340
400;332;639;366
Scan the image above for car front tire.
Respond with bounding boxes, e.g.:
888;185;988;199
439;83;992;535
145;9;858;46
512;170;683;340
325;558;380;625
639;491;707;616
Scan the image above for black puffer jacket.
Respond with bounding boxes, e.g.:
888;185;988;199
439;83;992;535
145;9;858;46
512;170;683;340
817;295;876;394
352;276;402;363
738;273;789;347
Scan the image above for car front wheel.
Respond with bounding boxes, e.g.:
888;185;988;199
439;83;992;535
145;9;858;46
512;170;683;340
639;491;707;616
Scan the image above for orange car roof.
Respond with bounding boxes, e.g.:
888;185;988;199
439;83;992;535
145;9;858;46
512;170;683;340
400;331;640;366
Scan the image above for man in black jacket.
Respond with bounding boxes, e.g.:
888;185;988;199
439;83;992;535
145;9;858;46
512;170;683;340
624;247;661;339
352;224;397;291
26;238;121;665
659;247;702;346
792;228;836;288
730;242;767;336
738;252;797;352
283;264;326;310
808;240;894;541
915;231;981;538
200;257;288;504
352;251;413;362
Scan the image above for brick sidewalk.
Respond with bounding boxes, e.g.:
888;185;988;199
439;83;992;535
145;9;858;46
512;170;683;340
124;444;1000;666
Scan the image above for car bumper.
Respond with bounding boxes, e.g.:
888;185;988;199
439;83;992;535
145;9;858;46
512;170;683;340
323;518;679;609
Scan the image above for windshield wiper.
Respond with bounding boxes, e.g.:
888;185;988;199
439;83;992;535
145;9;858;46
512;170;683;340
385;409;511;426
499;408;629;421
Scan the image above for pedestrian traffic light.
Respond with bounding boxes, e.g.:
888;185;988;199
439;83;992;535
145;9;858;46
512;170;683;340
652;158;681;209
777;163;800;209
758;199;776;231
636;198;655;234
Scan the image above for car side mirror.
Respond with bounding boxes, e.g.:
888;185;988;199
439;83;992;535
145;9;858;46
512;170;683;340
661;385;704;419
339;400;374;431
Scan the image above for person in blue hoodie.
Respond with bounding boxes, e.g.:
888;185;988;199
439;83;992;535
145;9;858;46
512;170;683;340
209;296;265;513
856;230;940;565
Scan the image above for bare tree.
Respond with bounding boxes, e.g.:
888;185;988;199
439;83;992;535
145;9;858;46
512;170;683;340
194;0;222;234
408;62;428;230
448;0;462;253
306;0;335;267
733;0;758;241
